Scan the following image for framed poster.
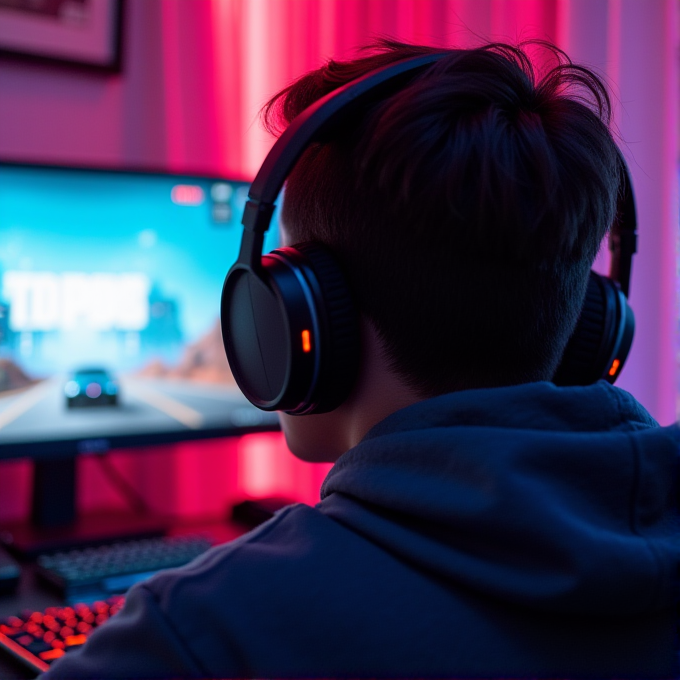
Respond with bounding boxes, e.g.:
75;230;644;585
0;0;122;71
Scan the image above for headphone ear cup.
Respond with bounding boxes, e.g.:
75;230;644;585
289;242;360;414
221;242;360;415
553;271;634;386
221;265;293;409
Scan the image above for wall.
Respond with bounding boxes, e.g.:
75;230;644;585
0;0;677;522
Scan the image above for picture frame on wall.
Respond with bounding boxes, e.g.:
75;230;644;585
0;0;122;72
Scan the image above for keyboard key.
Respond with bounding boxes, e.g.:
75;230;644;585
39;648;65;662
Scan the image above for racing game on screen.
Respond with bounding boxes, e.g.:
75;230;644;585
0;164;280;449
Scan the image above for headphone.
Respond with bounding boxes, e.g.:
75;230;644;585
221;52;637;414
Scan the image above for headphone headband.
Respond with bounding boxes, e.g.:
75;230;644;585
609;161;637;296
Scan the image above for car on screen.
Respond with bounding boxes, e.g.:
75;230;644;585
64;368;119;408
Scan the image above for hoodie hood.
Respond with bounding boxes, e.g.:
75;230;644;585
320;381;679;616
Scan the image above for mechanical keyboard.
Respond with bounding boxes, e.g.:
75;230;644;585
36;534;213;601
0;595;124;673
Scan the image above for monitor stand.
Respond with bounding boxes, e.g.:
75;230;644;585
0;457;168;558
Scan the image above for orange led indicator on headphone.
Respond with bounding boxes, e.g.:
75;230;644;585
608;358;620;377
301;330;312;353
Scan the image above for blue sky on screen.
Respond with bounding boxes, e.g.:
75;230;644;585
0;166;279;343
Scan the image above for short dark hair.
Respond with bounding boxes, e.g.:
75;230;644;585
263;40;622;396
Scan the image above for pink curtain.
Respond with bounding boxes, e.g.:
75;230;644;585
207;0;559;177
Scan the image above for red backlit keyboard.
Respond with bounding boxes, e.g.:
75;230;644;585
0;595;124;673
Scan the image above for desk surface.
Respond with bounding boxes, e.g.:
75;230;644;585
0;517;248;678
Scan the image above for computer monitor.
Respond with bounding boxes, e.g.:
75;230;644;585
0;161;281;551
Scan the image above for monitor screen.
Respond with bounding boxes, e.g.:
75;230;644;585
0;162;281;460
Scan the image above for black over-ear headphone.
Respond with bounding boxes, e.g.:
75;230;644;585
221;52;637;414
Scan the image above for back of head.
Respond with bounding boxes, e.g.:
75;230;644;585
263;40;621;397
